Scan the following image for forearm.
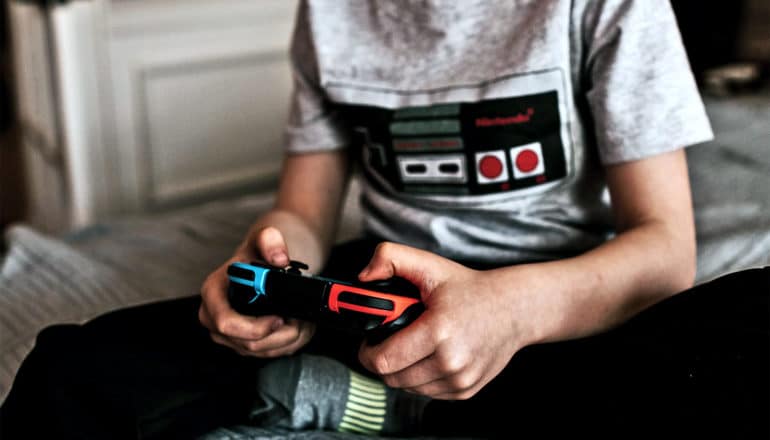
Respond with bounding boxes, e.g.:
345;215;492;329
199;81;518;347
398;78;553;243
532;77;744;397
493;219;695;347
237;150;351;272
495;150;697;347
357;151;699;400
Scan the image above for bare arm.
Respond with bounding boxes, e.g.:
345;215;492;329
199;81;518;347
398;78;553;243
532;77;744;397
357;149;696;399
199;149;350;357
503;148;696;343
241;149;352;271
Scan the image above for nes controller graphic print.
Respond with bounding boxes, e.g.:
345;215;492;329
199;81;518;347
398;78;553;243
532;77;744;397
338;81;571;198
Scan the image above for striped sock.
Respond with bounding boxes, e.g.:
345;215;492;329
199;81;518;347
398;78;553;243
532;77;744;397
251;354;429;436
338;371;388;435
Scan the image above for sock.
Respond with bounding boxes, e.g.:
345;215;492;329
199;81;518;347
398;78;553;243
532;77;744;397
338;370;387;434
251;354;430;436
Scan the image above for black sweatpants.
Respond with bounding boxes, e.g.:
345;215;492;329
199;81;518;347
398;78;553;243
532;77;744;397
1;238;768;439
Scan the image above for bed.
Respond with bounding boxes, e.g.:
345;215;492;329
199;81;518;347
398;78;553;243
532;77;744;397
1;86;769;438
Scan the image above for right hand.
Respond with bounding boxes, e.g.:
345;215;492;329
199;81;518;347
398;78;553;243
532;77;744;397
199;226;316;357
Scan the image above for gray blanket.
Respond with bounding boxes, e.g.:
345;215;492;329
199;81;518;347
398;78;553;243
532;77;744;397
689;88;770;281
0;194;275;403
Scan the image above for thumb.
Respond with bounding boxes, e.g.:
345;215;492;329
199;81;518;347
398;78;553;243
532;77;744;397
358;242;453;292
256;226;290;267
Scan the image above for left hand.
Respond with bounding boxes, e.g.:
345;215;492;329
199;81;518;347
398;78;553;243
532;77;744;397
199;226;316;358
357;242;533;400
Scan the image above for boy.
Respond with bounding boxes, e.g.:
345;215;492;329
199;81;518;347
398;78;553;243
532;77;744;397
2;1;768;438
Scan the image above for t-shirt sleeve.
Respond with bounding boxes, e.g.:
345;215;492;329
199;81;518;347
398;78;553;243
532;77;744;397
582;0;714;165
284;0;350;154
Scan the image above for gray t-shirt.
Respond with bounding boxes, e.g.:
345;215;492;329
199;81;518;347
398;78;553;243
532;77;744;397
284;0;713;264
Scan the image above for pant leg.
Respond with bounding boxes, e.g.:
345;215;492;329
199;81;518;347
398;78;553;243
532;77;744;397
0;296;270;439
0;237;382;440
421;267;770;439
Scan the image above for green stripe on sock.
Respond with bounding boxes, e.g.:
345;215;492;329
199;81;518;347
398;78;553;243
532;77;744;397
339;421;377;435
350;375;386;388
347;394;386;408
350;382;386;396
349;386;386;400
349;384;386;397
350;371;381;384
342;415;384;431
338;371;388;435
350;377;387;395
343;410;386;424
347;401;387;416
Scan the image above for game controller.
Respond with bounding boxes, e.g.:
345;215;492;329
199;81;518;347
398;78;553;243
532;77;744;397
227;260;424;344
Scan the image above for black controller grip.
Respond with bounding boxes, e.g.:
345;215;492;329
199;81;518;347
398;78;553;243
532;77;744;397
227;262;423;343
227;272;325;321
365;302;425;345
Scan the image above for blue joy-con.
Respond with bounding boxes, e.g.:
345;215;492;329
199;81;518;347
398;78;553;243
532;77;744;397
227;262;270;304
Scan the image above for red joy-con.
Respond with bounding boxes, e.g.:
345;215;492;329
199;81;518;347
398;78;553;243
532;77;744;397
327;283;420;324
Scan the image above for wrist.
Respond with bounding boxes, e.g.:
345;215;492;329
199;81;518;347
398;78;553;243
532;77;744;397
484;263;556;348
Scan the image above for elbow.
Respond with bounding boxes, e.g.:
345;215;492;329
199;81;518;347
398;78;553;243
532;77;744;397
671;254;696;294
644;217;697;297
667;233;697;295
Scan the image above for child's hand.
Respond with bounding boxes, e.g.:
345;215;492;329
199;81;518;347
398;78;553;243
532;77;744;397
357;242;533;400
198;226;316;357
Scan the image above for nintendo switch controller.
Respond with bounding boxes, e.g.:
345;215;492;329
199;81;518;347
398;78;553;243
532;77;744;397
226;260;424;344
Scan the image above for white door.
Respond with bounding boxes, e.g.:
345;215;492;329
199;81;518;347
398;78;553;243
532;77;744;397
11;0;297;232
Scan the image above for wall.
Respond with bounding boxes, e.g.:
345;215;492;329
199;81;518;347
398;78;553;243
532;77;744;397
738;0;770;63
0;1;26;237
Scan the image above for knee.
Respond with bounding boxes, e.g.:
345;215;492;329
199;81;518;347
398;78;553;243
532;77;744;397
34;323;85;361
21;324;91;388
1;324;86;432
36;323;83;348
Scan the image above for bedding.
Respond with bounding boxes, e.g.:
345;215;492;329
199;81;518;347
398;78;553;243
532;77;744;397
0;194;277;403
1;87;769;438
688;86;770;281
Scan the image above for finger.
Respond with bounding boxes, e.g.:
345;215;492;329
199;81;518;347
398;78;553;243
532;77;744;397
404;369;485;400
381;353;445;389
257;339;309;358
209;332;252;357
198;302;215;330
230;245;257;264
199;269;228;333
359;316;437;375
253;322;316;358
219;314;283;341
232;319;309;354
203;289;283;340
209;319;308;358
380;346;474;390
201;261;285;335
255;226;289;267
358;242;454;290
